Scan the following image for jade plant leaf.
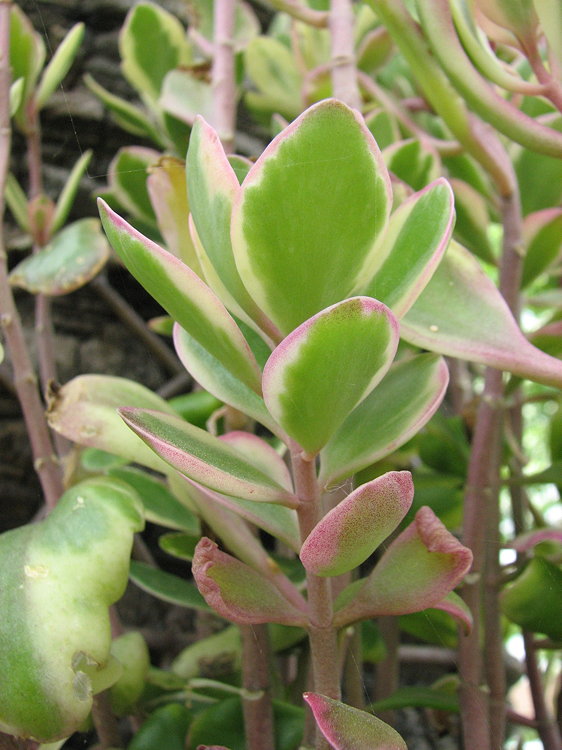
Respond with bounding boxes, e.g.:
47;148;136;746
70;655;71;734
9;5;45;123
362;178;455;317
35;22;85;109
300;471;413;576
192;538;309;626
0;477;144;742
173;325;281;437
119;408;298;507
47;375;177;474
320;354;449;487
9;219;110;295
382;138;441;192
107;147;160;227
334;507;472;627
160;69;214;126
119;2;192;103
186;117;278;339
263;298;399;455
99;200;262;393
109;631;150;716
304;693;407;750
244;36;304;122
231;98;392;335
521;208;562;288
401;240;562;388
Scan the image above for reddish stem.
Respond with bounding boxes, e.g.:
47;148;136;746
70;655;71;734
329;0;360;109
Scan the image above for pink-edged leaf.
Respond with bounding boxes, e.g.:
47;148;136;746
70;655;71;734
120;408;298;507
303;693;407;750
220;432;292;491
173;324;281;437
402;241;562;388
231;99;392;335
432;591;473;634
98;200;262;393
362;178;454;318
320;354;449;488
334;507;472;627
300;471;413;577
192;538;309;626
263;298;399;456
186;117;278;339
508;527;562;553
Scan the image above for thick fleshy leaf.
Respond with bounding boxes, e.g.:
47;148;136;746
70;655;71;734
300;471;413;576
0;478;143;742
475;0;537;41
515;114;562;215
160;68;214;126
187;0;260;52
9;219;110;295
362;179;454;317
500;557;562;640
99;200;262;392
220;432;292;491
119;2;192;102
129;561;209;611
52;151;93;234
534;0;562;62
119;408;298;507
46;375;176;474
521;208;562;288
192;538;309;626
383;139;441;192
107;147;160;226
9;5;45;122
244;37;303;122
402;241;562;388
449;178;495;264
231;99;392;335
320;354;449;487
186;117;277;338
108;466;200;533
36;23;85;109
334;507;472;627
304;693;407;750
146;156;201;271
109;631;150;717
263;298;399;455
509;528;562;553
173;325;279;435
432;590;473;633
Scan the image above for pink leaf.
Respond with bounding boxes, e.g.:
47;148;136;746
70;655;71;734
192;538;309;626
334;507;472;627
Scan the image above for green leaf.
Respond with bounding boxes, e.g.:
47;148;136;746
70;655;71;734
362;178;455;318
244;37;303;122
173;326;281;436
9;77;24;117
231;99;392;335
9;5;45;122
383;139;441;192
120;2;192;103
120;408;298;507
108;466;200;534
187;696;304;750
109;632;150;716
449;177;496;264
304;694;406;750
9;219;110;295
168;389;222;429
36;23;85;109
160;68;214;126
99;201;262;393
186;117;277;339
108;147;160;226
370;686;459;713
320;354;449;487
172;625;241;680
501;557;562;640
84;74;164;144
514;114;562;215
129;561;209;610
402;240;562;388
4;172;30;232
521;208;562;287
159;532;199;561
0;478;143;742
128;704;191;750
263;298;399;455
52;151;93;234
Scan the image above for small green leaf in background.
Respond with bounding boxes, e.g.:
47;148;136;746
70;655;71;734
0;478;143;741
109;632;150;716
449;178;496;264
521;208;562;288
130;560;209;610
36;22;85;109
9;219;110;295
244;37;303;122
127;703;192;750
168;389;222;429
159;532;199;561
108;147;160;227
383;138;441;191
263;297;399;455
9;5;45;121
52;150;93;234
231;99;392;335
501;556;562;640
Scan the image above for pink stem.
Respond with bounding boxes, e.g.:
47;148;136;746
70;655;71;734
329;0;361;108
212;0;237;154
